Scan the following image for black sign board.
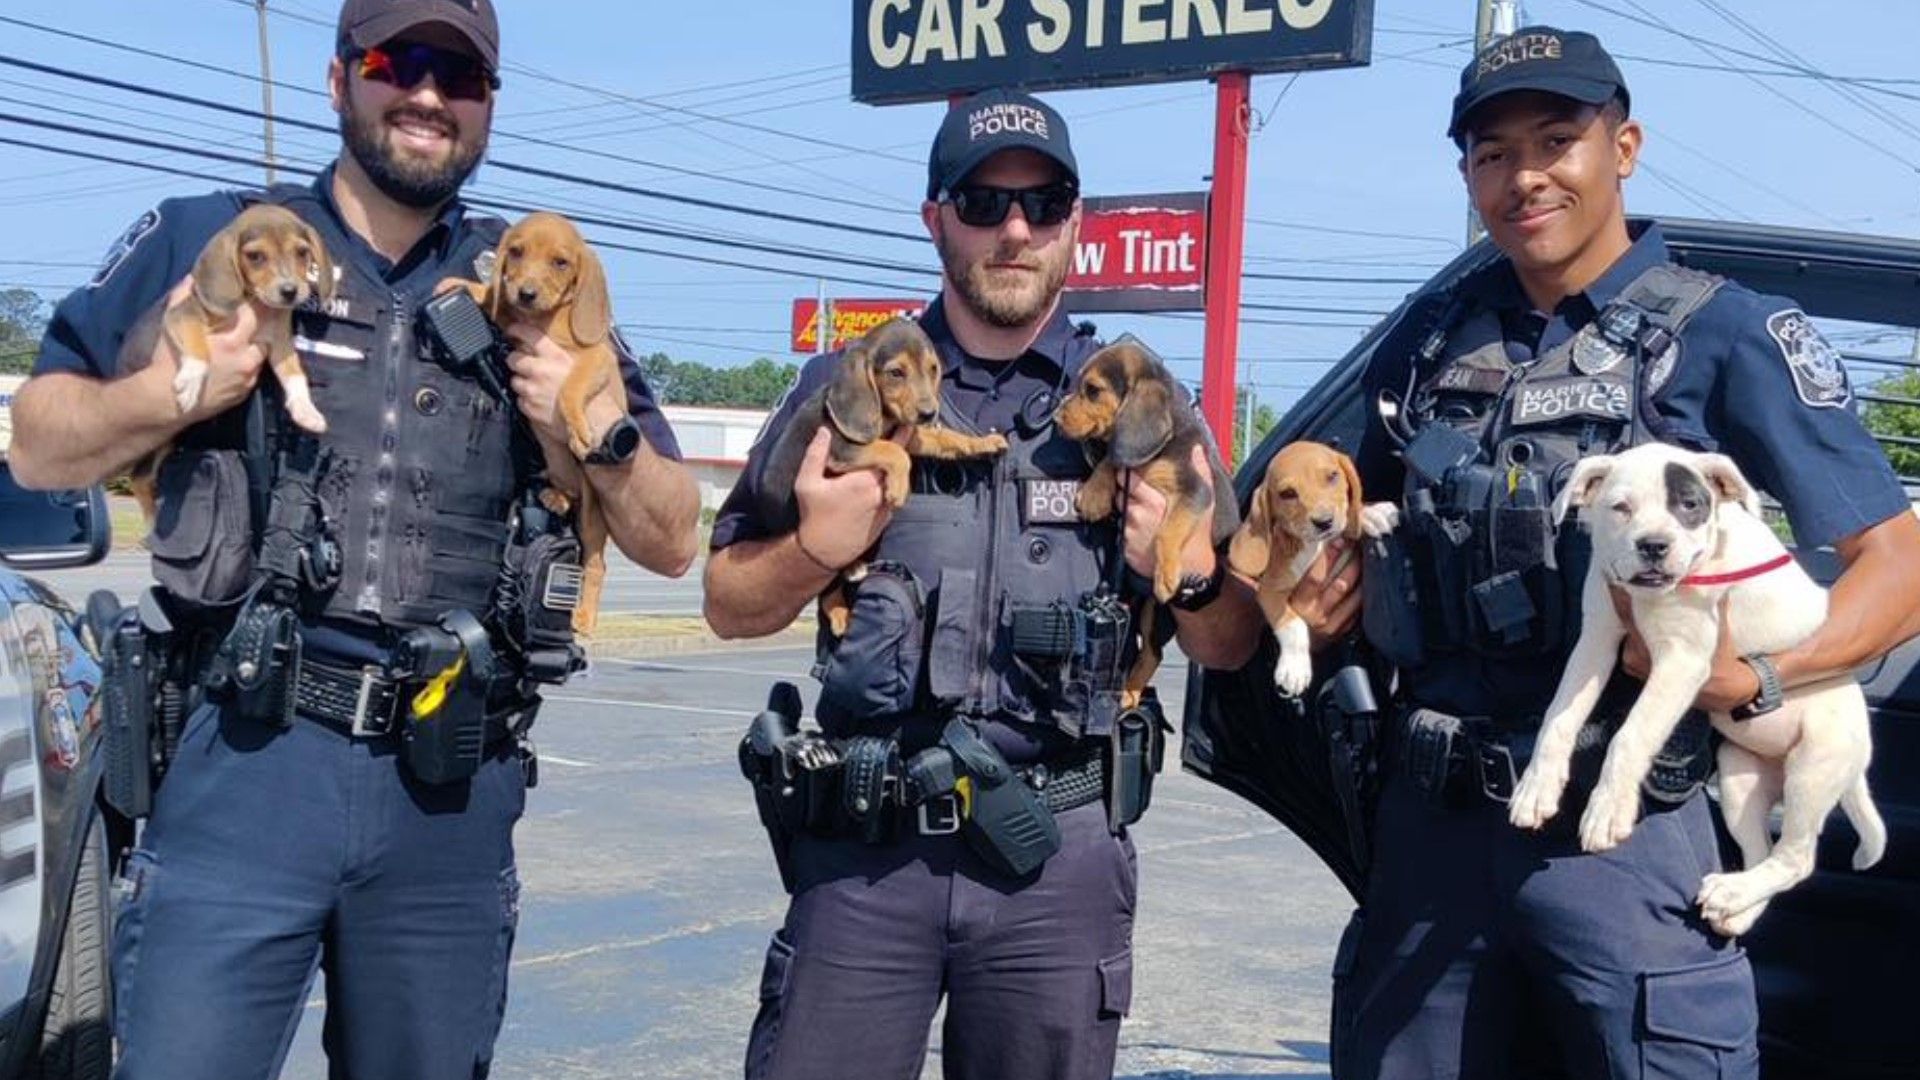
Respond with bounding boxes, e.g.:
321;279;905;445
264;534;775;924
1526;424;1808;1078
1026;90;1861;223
853;0;1373;104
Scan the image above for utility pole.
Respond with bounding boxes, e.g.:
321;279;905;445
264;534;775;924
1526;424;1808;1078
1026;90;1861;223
814;279;831;356
256;0;277;184
1466;0;1523;246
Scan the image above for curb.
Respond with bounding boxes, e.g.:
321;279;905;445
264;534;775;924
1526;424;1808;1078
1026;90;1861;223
585;621;815;659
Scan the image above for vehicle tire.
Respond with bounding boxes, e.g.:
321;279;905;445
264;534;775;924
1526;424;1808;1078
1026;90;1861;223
29;815;111;1080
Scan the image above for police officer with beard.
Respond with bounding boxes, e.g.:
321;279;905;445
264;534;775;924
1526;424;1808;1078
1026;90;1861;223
10;1;699;1076
706;89;1263;1080
1328;27;1920;1079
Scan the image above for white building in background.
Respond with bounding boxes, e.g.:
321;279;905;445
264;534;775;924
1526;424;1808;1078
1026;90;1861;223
661;405;769;512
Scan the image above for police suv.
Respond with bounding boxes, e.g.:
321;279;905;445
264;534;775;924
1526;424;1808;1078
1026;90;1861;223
1187;217;1920;1080
0;447;112;1079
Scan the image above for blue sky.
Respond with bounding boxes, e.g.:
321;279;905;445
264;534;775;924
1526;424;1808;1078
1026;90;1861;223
3;0;1918;415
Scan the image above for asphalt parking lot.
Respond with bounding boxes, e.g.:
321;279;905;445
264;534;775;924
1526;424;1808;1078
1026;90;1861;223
40;558;1354;1080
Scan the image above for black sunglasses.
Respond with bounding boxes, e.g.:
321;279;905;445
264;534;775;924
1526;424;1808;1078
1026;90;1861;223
346;43;500;102
943;183;1078;229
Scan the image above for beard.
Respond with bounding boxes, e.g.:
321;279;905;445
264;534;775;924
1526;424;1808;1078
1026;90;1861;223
339;94;487;209
936;230;1070;328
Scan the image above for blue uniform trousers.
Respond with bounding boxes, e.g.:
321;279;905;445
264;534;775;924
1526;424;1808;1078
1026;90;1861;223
746;800;1136;1080
110;702;527;1080
1332;772;1760;1080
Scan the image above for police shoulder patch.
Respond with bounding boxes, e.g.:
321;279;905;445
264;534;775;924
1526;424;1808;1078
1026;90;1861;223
88;207;163;288
1766;308;1850;409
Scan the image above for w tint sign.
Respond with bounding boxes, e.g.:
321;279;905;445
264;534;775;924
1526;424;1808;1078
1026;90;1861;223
1066;193;1207;312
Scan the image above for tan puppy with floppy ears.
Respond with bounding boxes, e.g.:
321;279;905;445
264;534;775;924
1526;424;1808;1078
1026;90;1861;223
165;203;334;436
443;211;621;637
1508;442;1884;936
1228;441;1398;696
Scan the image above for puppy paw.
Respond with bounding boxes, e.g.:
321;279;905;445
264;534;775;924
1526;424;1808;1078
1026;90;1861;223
569;431;595;461
1274;650;1313;698
1076;484;1115;522
538;488;574;516
824;605;851;638
286;399;328;434
1359;502;1400;538
1698;872;1771;937
883;468;912;509
172;360;208;415
977;432;1009;455
1507;760;1569;830
1577;782;1642;853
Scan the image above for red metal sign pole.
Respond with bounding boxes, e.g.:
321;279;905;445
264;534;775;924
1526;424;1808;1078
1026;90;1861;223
1201;71;1250;455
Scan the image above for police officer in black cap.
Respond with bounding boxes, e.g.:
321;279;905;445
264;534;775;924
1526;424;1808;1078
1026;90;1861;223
11;1;699;1076
707;88;1262;1080
1325;25;1920;1079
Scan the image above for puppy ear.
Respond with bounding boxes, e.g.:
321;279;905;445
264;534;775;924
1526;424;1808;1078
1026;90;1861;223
1228;484;1273;578
483;229;513;324
1338;451;1365;541
568;241;612;347
1111;377;1175;466
190;224;246;318
304;223;335;303
1695;453;1761;517
824;337;884;444
1551;455;1616;523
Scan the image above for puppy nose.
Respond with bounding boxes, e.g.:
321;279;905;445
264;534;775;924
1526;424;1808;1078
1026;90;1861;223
916;408;937;424
1636;536;1671;563
1311;513;1335;531
277;282;299;303
516;285;539;305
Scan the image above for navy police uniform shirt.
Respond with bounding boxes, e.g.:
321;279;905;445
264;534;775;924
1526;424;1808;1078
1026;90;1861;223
34;165;681;462
711;296;1085;548
1358;222;1908;716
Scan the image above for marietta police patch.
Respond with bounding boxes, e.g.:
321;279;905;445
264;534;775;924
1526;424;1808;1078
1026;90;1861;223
1767;309;1850;408
1022;478;1081;525
88;207;162;288
1571;326;1628;375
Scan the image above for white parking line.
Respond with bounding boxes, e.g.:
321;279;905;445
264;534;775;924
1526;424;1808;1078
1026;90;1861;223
545;693;747;719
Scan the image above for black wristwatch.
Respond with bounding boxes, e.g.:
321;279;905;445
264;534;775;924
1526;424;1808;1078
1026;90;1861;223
1730;653;1783;721
584;415;642;466
1167;563;1226;612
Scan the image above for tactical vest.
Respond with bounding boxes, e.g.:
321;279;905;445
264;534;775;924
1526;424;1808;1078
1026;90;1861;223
812;335;1142;741
1395;263;1723;662
216;185;515;629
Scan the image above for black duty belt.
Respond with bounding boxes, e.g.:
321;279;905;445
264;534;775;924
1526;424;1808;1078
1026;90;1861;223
882;744;1106;839
295;659;406;737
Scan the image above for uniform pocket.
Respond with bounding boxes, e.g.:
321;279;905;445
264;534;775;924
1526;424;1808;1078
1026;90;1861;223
816;564;926;721
1639;951;1758;1078
1361;530;1425;667
148;449;253;603
474;864;522;1074
110;847;161;1040
745;930;797;1079
1097;947;1133;1019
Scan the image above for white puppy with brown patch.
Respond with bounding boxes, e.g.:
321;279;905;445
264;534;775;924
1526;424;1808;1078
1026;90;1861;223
1507;442;1883;936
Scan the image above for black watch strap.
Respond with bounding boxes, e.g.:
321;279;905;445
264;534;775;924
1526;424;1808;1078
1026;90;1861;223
1730;653;1783;721
1167;563;1226;612
584;415;642;466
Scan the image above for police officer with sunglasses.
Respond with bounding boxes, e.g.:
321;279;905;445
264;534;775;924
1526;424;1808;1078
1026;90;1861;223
10;1;700;1077
707;88;1263;1080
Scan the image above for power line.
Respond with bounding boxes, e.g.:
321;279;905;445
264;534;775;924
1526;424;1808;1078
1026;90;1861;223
1688;0;1920;140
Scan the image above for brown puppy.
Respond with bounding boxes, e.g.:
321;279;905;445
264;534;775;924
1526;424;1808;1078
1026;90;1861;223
133;204;334;517
443;211;620;637
1228;441;1397;696
757;316;1010;634
1055;337;1237;602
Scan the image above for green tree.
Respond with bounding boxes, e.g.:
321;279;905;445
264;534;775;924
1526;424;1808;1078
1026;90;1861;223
637;352;800;409
1859;368;1920;480
1230;386;1278;468
0;288;48;376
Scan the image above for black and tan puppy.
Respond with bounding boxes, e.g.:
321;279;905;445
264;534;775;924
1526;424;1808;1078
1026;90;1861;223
759;316;1009;633
1055;336;1237;602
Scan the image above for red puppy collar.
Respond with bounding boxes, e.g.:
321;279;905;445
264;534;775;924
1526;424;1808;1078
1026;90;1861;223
1681;552;1794;587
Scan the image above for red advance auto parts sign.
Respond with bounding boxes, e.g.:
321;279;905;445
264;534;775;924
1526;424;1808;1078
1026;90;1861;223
791;298;930;352
1066;192;1206;312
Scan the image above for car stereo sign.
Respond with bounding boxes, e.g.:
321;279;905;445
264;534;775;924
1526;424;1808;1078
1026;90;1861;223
854;0;1373;103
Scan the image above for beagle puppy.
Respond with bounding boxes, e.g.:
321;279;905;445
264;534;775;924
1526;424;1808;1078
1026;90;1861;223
443;211;622;637
757;316;1010;634
165;203;334;435
1228;440;1398;696
1055;337;1238;602
132;204;333;520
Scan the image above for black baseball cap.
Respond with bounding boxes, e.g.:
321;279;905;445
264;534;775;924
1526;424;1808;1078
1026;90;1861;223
337;0;500;71
1448;26;1629;143
927;88;1078;201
